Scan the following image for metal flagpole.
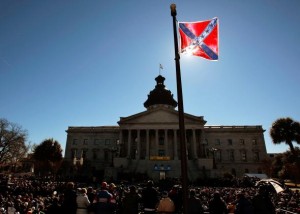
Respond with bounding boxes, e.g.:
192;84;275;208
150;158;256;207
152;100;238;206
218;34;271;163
170;4;189;214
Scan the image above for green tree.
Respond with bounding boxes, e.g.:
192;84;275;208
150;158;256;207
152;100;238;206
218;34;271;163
277;149;300;181
33;138;63;175
270;117;300;154
0;118;28;170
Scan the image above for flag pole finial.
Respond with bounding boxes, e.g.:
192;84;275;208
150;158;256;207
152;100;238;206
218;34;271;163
170;4;176;16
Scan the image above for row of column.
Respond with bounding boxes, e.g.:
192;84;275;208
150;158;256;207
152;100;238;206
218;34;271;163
119;128;203;160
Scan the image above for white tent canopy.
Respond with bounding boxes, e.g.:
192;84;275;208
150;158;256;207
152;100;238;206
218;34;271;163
244;173;268;179
256;179;285;193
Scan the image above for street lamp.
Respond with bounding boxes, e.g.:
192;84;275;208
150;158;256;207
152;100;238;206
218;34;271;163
210;147;218;169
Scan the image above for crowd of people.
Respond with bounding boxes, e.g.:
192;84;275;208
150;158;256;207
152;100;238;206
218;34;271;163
0;174;299;214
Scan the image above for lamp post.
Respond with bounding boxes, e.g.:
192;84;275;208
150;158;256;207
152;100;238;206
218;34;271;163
210;147;218;169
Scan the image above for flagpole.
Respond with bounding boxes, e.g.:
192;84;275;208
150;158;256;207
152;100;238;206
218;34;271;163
170;4;188;214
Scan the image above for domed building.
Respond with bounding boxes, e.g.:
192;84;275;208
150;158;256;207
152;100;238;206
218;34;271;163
65;74;268;181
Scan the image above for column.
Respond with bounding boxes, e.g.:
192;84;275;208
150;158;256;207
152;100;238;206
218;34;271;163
127;129;131;158
119;130;123;157
146;129;149;159
192;129;197;159
173;129;178;160
155;129;159;156
136;129;140;160
200;129;205;157
164;129;168;157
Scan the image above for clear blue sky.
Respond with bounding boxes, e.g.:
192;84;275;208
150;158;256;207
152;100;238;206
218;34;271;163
1;0;300;155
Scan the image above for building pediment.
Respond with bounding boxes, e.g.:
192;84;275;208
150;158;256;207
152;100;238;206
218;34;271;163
118;105;206;128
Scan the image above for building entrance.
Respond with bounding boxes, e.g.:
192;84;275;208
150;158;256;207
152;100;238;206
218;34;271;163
159;171;166;180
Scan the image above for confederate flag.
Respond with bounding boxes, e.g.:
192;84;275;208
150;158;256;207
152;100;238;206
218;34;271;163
179;17;219;60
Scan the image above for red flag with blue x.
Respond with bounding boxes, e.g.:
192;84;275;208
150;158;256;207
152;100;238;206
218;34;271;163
179;17;219;60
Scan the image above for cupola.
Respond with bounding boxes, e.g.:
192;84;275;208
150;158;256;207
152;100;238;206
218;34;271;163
144;75;177;109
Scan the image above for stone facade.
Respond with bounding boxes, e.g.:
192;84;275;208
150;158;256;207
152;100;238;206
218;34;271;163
64;75;268;181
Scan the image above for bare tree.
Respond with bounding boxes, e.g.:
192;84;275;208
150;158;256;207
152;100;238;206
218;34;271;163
0;118;28;167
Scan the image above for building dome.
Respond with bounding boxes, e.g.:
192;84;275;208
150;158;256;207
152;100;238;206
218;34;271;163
144;75;177;109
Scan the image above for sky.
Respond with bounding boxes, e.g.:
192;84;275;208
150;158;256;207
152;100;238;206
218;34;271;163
1;0;300;155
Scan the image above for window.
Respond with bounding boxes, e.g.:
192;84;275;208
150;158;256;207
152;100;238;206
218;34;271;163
229;150;235;161
72;149;77;159
241;151;247;162
205;148;210;157
228;139;233;145
83;139;88;145
253;151;259;161
104;150;109;161
105;139;111;145
215;139;220;145
93;150;97;160
231;168;236;176
215;150;222;162
159;137;164;145
82;150;87;159
158;150;165;156
239;139;245;145
94;139;100;145
252;139;257;145
72;139;78;145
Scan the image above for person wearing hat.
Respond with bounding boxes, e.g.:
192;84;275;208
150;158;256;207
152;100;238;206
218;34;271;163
156;191;175;214
94;181;113;214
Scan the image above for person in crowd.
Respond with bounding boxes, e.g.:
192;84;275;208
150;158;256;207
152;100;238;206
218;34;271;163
226;202;235;214
7;202;16;214
108;183;118;213
87;187;96;214
76;188;90;214
141;180;159;214
87;187;96;203
168;185;181;213
156;191;175;214
234;191;253;214
62;182;77;214
46;197;62;214
208;191;228;214
94;182;113;214
187;189;204;214
1;175;300;214
32;204;46;214
121;185;141;214
251;186;275;214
